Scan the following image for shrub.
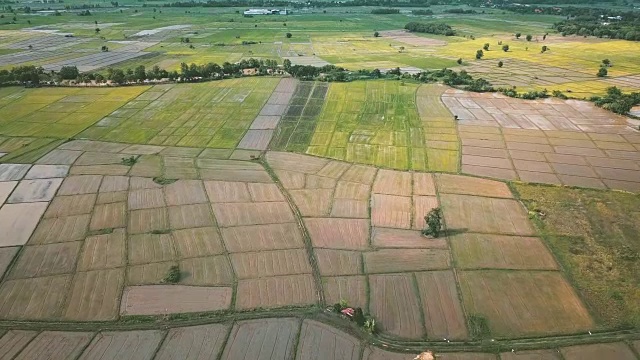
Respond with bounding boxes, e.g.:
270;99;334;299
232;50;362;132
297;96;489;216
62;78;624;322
286;32;292;38
475;49;484;59
469;315;491;340
373;31;379;37
483;43;489;51
121;156;137;166
422;207;443;238
541;45;548;53
502;44;509;52
526;34;532;41
597;67;608;77
163;265;181;283
515;32;521;38
498;61;503;67
457;58;462;65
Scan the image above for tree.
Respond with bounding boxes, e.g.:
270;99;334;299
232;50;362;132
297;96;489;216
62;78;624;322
597;67;608;77
59;66;79;80
422;208;443;238
502;44;509;52
498;61;503;67
373;31;379;37
283;58;292;71
602;59;611;67
541;45;548;53
543;33;547;40
515;32;521;39
457;58;462;65
95;28;100;34
475;49;484;59
108;68;125;84
483;43;489;51
286;32;292;38
526;34;532;41
134;65;146;82
399;46;405;53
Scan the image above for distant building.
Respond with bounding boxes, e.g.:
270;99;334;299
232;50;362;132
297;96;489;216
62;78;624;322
243;8;289;16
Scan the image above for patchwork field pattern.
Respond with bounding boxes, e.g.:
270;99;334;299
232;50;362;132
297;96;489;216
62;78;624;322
442;90;640;192
78;78;280;148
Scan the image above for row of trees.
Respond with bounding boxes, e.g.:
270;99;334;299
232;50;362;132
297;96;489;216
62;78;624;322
371;8;399;14
591;87;640;114
404;22;455;36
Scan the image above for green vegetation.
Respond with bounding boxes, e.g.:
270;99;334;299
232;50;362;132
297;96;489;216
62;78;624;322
153;177;178;185
469;315;492;340
515;184;640;329
404;22;456;36
162;265;181;284
422;207;443;238
590;86;640;114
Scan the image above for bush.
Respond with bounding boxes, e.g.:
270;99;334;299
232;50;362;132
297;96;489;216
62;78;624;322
498;61;503;67
422;207;443;238
483;43;489;51
404;22;455;36
502;44;509;52
457;58;462;65
162;265;181;283
597;67;608;77
526;34;532;41
373;31;379;37
371;8;399;14
285;32;292;39
475;49;484;59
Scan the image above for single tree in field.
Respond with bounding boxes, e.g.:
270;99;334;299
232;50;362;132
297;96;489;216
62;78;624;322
422;208;443;238
502;44;509;52
526;34;532;41
374;31;380;37
541;45;548;53
286;32;292;38
475;49;484;59
597;67;608;77
95;28;100;34
602;59;611;67
457;58;462;65
543;33;547;40
399;46;405;52
483;43;489;51
515;33;521;39
498;61;503;67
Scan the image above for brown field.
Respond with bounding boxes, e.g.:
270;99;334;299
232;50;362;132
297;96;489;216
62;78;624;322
8;242;80;279
322;276;368;309
330;199;369;218
413;173;436;196
212;202;294;227
372;169;412;196
560;342;637;360
340;164;378;184
450;233;558;270
155;324;230;360
172;227;225;258
14;331;94;360
0;247;18;278
128;188;166;210
266;152;329;174
369;273;424;339
289;189;333;216
297;319;362;360
221;223;304;252
415;271;468;340
436;174;513;198
371;227;447;249
168;203;215;229
334;181;370;200
304;218;369;250
1;202;48;246
458;271;593;337
370;194;411;229
412;196;439;230
440;194;535;236
90;202;127;230
127;262;176;285
247;183;284;202
364;249;450;273
179;256;234;285
44;194;96;218
221;318;299;360
57;175;102;195
274;169;306;189
230;249;311;279
98;175;129;193
128;208;169;234
64;269;125;321
499;349;562;360
0;330;38;360
77;229;126;271
362;347;415;360
0;275;71;319
235;274;316;310
120;285;232;315
315;249;362;276
204;181;251;203
79;330;164;360
128;233;176;265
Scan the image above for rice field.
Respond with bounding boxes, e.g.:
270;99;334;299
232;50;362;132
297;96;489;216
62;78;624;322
78;78;280;148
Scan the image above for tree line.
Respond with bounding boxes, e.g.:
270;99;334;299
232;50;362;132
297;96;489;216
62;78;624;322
404;22;456;36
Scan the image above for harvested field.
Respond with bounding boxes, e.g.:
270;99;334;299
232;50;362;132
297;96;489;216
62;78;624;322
221;223;304;253
163;180;208;206
45;194;96;218
436;174;513;198
78;230;126;271
120;285;232;315
370;194;411;229
364;249;450;273
322;276;368;310
0;247;18;278
205;181;251;203
440;194;535;236
64;268;125;321
79;330;164;360
289;189;333;216
90;202;127;230
179;256;234;285
560;342;637;360
127;262;176;285
372;170;412;196
128;233;176;265
155;324;230;360
0;330;38;360
0;275;72;319
371;227;447;249
8;242;80;279
221;318;299;360
315;249;362;276
29;215;90;244
128;208;169;234
235;274;316;310
499;349;561;360
458;271;593;337
0;202;48;246
172;227;225;258
212;202;294;227
369;273;424;339
415;271;468;340
14;331;94;360
304;218;369;250
296;319;361;360
230;249;311;279
168;204;215;229
450;233;558;270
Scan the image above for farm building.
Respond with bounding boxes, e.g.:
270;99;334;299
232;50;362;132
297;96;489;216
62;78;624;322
243;8;289;15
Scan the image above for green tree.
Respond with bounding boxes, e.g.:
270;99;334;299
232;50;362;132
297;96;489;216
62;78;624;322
483;43;489;51
502;44;509;52
475;49;484;59
498;61;503;67
283;58;292;70
286;32;292;38
597;67;608;77
526;34;532;41
515;33;521;39
457;58;462;65
58;66;79;80
602;59;611;67
374;31;379;37
134;65;146;82
541;45;548;53
95;27;100;34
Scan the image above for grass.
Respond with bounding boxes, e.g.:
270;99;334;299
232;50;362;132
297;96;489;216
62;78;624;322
513;184;640;330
